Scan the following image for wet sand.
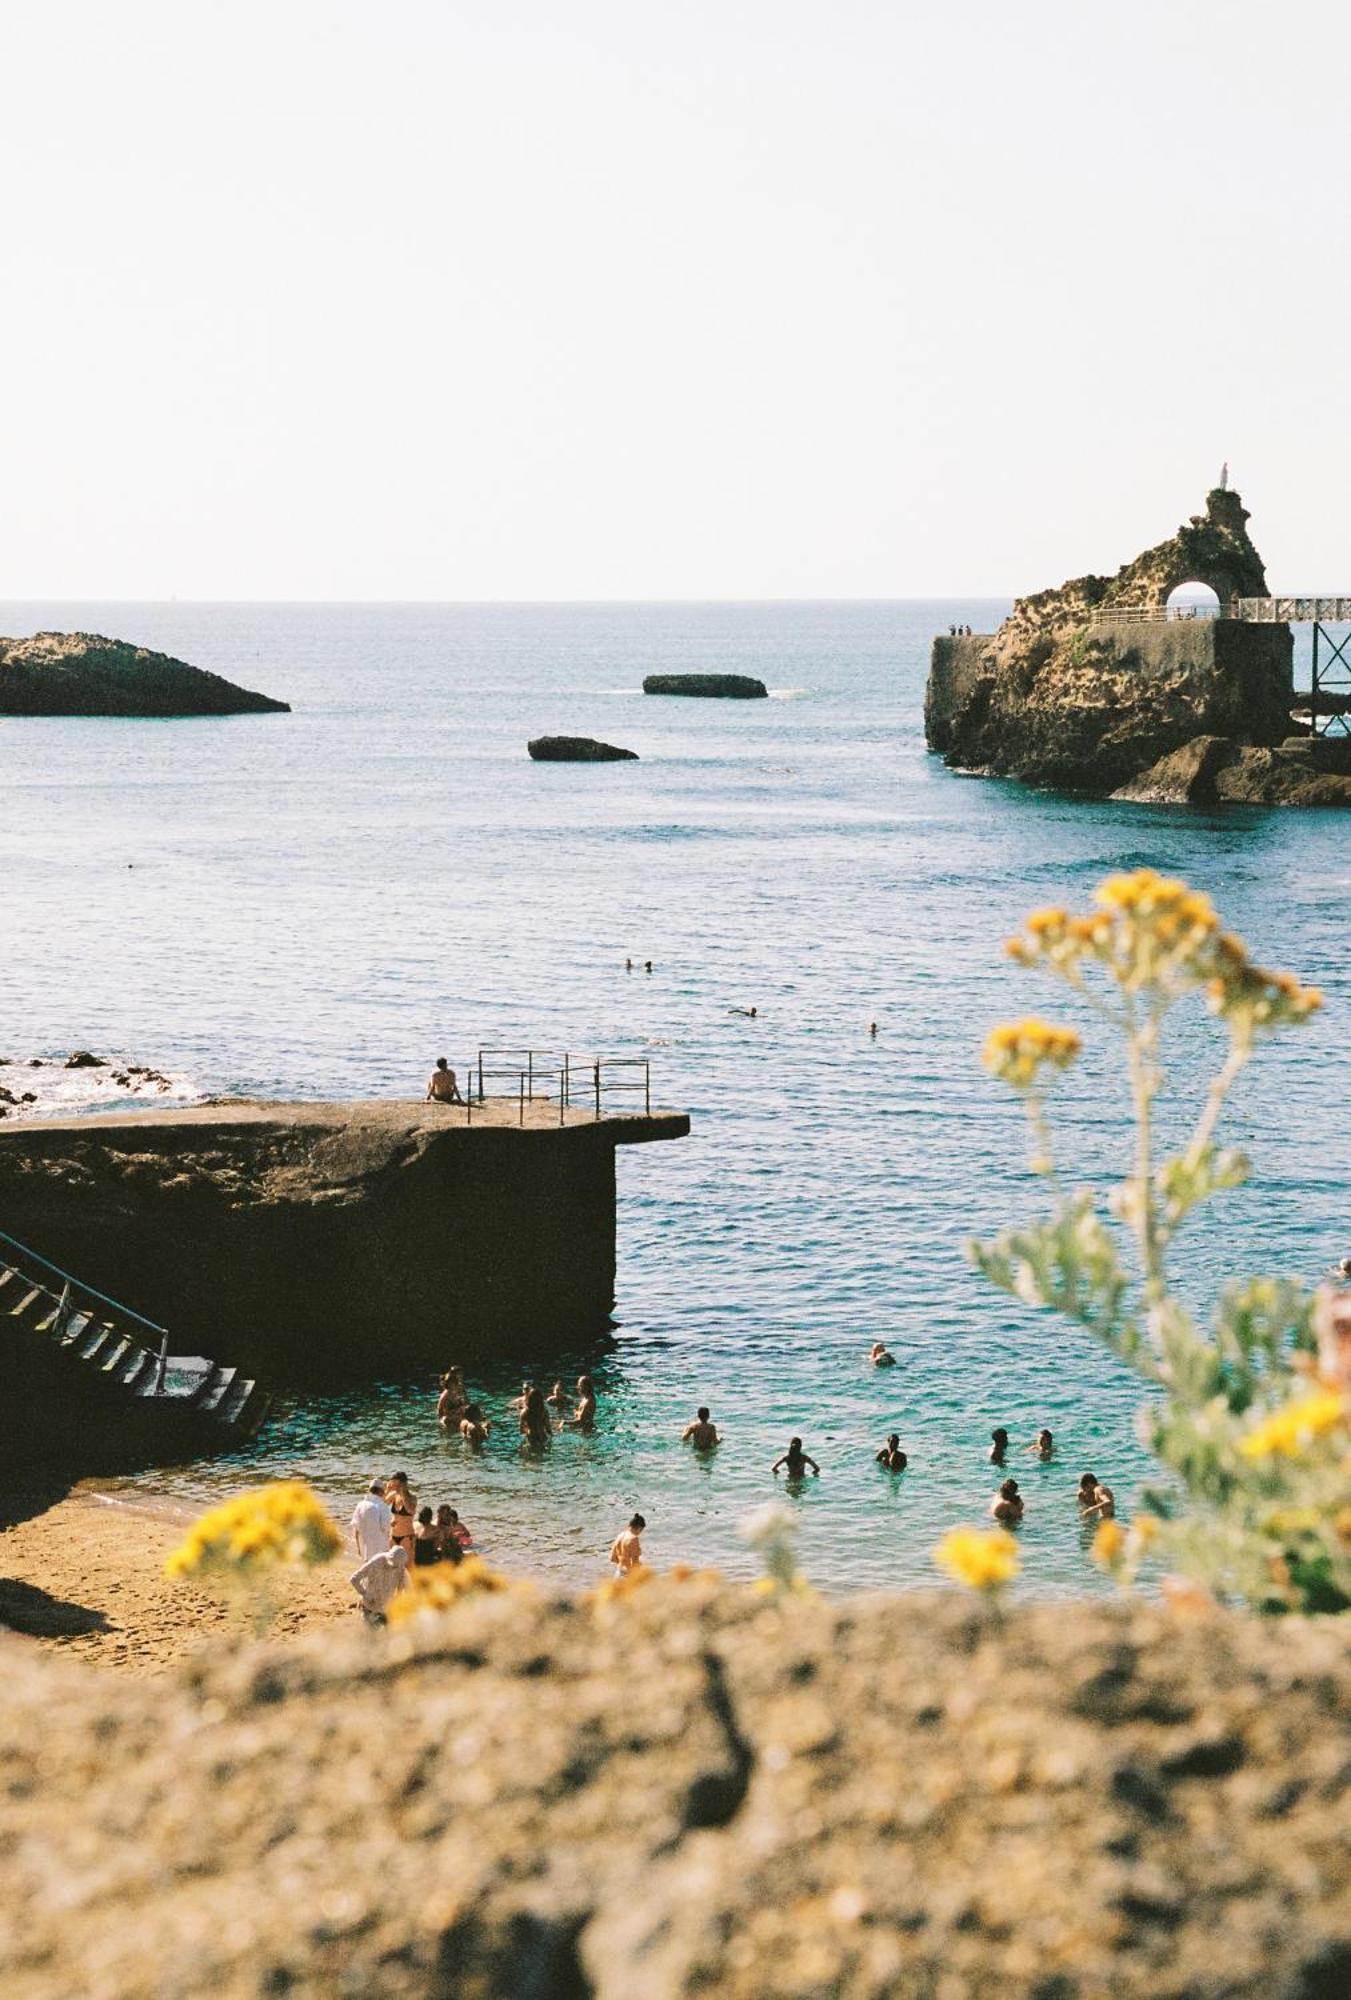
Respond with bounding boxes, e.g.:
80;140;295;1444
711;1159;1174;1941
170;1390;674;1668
0;1488;353;1673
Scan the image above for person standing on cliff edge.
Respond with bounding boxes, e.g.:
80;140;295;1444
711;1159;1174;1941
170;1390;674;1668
426;1057;464;1104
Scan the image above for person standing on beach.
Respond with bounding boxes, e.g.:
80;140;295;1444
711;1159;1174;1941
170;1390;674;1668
426;1058;464;1105
385;1472;417;1564
682;1406;719;1450
610;1513;646;1574
350;1478;392;1561
350;1542;408;1624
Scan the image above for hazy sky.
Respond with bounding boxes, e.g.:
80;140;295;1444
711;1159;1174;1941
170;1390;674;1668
2;2;1346;600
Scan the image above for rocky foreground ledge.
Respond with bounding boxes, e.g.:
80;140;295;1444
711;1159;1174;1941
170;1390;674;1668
0;630;289;715
0;1584;1346;1998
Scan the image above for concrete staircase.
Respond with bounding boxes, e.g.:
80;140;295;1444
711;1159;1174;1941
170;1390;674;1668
0;1228;271;1445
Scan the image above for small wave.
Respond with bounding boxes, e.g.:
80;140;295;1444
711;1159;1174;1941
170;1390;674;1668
0;1054;206;1123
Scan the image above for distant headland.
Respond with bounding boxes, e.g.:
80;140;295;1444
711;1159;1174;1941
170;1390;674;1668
925;490;1351;806
0;630;290;716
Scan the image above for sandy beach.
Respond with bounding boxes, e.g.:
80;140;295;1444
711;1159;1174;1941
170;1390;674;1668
0;1488;353;1672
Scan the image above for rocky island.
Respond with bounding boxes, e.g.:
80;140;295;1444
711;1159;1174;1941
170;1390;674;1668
925;490;1350;806
0;630;289;716
643;673;768;698
528;735;638;761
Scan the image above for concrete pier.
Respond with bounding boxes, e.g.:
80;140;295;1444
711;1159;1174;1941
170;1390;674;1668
0;1098;690;1379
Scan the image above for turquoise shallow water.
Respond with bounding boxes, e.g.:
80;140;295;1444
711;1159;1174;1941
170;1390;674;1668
1;600;1346;1595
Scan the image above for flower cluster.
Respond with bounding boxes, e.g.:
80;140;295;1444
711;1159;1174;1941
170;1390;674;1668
933;1525;1020;1592
164;1481;341;1580
1238;1387;1347;1461
1004;868;1321;1030
981;1017;1081;1091
1090;1513;1161;1584
385;1554;509;1623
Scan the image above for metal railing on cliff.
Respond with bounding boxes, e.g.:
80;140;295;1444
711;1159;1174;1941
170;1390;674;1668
438;1051;655;1126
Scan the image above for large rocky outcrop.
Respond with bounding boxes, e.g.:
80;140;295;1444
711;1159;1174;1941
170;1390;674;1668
0;1582;1347;1998
923;492;1341;803
0;1100;688;1397
643;673;768;698
1114;733;1351;808
0;631;289;715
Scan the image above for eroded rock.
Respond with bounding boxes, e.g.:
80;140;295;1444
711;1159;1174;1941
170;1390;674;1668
0;631;289;716
527;736;638;761
643;674;768;698
0;1584;1346;1999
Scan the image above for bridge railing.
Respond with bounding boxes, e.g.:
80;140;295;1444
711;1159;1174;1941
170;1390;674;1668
1088;603;1223;626
1233;596;1351;624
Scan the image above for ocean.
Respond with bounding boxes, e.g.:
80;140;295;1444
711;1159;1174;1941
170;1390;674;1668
2;599;1346;1595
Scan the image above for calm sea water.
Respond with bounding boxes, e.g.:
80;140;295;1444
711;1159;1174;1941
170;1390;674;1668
2;600;1346;1595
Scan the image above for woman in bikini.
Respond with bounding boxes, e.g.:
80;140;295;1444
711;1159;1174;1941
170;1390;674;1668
519;1385;553;1448
386;1472;417;1564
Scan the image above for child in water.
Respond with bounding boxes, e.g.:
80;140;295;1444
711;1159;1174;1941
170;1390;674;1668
610;1513;646;1573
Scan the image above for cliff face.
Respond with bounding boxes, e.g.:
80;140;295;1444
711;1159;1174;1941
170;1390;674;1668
0;1101;688;1387
0;630;289;715
0;1583;1346;1998
923;492;1347;804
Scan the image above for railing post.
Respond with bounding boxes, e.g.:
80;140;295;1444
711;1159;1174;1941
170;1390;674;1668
559;1067;566;1126
519;1073;525;1126
155;1333;168;1396
645;1061;650;1116
593;1061;601;1119
478;1051;484;1103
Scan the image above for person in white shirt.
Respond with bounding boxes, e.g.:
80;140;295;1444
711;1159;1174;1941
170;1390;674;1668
350;1543;409;1623
350;1479;393;1562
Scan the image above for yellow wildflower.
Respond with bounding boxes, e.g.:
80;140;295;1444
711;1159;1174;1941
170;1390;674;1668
1130;1514;1161;1547
385;1555;509;1623
1238;1388;1347;1460
981;1017;1081;1090
1091;1519;1126;1567
164;1481;341;1580
934;1525;1020;1591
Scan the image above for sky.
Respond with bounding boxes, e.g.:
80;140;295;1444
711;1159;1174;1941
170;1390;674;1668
1;1;1347;600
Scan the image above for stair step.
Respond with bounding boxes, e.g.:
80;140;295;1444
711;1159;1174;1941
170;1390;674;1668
82;1325;125;1368
195;1367;238;1416
7;1287;51;1329
118;1347;158;1393
187;1363;223;1411
216;1374;259;1425
96;1334;133;1376
71;1317;111;1359
54;1310;96;1348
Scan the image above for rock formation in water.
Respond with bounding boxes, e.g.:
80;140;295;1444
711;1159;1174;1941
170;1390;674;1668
1;1582;1347;1998
528;736;638;761
643;673;768;698
0;631;289;716
0;1099;688;1398
1114;732;1351;807
925;491;1348;805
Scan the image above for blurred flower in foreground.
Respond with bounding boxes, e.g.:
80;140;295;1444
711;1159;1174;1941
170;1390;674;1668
934;1525;1020;1593
981;1017;1081;1091
1238;1388;1347;1461
385;1555;509;1623
164;1481;340;1581
741;1502;808;1595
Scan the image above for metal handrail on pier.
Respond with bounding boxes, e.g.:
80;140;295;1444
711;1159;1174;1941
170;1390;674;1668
447;1050;655;1127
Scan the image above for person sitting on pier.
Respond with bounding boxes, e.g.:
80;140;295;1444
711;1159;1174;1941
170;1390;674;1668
772;1436;820;1478
426;1058;464;1105
990;1478;1024;1525
682;1406;720;1450
350;1542;408;1624
876;1434;908;1472
459;1402;490;1446
520;1385;553;1447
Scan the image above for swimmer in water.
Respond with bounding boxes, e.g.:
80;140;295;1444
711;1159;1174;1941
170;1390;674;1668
875;1433;908;1472
507;1381;533;1413
545;1379;569;1410
1077;1472;1115;1521
772;1436;820;1478
610;1513;646;1573
562;1373;597;1432
989;1427;1010;1465
459;1402;491;1447
869;1341;897;1369
1025;1428;1054;1461
436;1368;467;1429
682;1406;720;1450
730;1005;758;1018
990;1478;1024;1525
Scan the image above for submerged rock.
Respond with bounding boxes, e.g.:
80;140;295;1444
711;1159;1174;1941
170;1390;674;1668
0;631;289;716
63;1051;106;1070
528;735;638;761
643;673;768;698
923;491;1347;805
0;1585;1346;1998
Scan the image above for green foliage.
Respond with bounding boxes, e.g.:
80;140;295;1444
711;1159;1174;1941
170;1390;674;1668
973;872;1349;1614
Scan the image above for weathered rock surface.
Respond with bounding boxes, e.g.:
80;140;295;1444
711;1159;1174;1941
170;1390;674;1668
0;1583;1346;1998
0;630;289;716
527;736;638;761
0;1100;688;1407
923;491;1346;804
643;673;768;698
1115;734;1351;807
